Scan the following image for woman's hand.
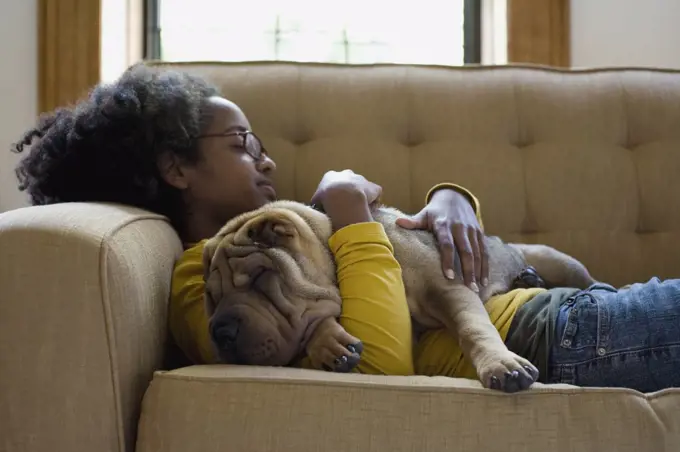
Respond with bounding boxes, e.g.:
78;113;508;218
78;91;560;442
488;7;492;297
310;170;382;231
396;188;488;291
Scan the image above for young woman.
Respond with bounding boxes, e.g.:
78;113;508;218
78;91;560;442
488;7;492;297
13;63;680;394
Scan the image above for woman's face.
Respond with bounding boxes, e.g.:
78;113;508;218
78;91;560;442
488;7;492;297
163;96;278;235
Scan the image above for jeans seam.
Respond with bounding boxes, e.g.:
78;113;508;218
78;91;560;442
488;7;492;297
550;363;575;385
597;292;611;352
556;342;680;367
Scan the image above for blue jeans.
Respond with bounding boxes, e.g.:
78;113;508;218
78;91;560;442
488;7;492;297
549;278;680;392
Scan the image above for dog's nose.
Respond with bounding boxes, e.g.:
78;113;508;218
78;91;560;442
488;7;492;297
211;315;241;352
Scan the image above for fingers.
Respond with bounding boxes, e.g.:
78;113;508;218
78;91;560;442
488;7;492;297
311;169;382;209
395;211;426;230
452;224;476;290
478;230;489;286
434;220;457;280
367;181;383;206
468;228;482;288
310;188;323;207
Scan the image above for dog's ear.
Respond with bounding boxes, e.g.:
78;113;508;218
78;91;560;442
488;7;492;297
246;214;297;248
202;236;224;317
202;236;220;281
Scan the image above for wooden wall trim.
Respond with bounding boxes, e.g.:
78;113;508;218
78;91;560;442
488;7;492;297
507;0;570;67
38;0;101;114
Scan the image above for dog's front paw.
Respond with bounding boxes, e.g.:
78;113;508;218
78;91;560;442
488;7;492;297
479;352;539;393
306;318;363;373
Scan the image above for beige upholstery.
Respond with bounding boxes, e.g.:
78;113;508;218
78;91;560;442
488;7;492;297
0;203;183;452
2;62;680;452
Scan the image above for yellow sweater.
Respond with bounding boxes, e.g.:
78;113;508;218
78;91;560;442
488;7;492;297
169;184;545;377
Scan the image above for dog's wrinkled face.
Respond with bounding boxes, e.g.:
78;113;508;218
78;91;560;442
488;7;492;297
203;201;342;366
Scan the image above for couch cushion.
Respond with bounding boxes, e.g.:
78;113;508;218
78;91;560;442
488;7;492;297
0;202;183;452
154;62;680;287
136;365;680;452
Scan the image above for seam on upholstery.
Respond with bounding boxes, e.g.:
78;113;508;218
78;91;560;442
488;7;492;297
294;65;302;201
511;70;532;235
147;59;680;76
621;72;631;149
405;65;413;210
152;369;680;400
512;71;523;148
620;73;643;233
97;213;173;452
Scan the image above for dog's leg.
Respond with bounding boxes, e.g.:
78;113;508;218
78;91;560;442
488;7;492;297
305;317;364;373
435;285;539;392
510;243;596;289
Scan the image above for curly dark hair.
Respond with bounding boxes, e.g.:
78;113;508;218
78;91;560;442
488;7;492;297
12;62;220;230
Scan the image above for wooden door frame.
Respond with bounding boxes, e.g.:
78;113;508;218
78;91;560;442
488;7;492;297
507;0;570;67
38;0;101;114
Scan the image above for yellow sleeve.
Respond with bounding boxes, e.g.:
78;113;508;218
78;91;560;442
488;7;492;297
169;240;217;365
425;183;484;231
327;222;414;376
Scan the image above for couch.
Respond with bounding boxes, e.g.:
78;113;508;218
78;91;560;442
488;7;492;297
2;61;680;452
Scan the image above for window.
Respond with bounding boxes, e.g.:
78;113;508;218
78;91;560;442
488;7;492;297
144;0;482;66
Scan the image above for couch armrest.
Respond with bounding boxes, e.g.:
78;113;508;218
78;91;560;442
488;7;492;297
0;202;183;452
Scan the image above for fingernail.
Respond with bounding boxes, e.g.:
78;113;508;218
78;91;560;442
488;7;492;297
445;269;455;280
347;345;356;354
470;282;479;292
482;277;489;287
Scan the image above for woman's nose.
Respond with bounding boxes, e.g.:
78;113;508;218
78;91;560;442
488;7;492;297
258;154;277;173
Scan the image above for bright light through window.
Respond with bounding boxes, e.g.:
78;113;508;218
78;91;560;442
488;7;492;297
156;0;468;66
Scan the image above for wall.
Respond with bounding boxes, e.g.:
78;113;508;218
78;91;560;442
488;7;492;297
481;0;507;65
0;0;36;212
571;0;680;69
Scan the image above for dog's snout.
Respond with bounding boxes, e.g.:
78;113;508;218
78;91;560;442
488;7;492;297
211;315;241;351
209;307;287;366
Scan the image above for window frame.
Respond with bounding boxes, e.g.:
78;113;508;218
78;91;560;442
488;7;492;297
143;0;482;65
463;0;482;64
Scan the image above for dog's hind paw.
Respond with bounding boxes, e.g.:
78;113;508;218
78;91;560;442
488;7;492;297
480;353;539;393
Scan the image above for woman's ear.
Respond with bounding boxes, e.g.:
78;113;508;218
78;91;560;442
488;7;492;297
158;152;190;190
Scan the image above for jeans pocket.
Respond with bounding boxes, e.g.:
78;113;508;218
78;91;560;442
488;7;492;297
558;293;601;351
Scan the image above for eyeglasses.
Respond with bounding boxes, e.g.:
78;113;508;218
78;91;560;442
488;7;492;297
196;130;268;162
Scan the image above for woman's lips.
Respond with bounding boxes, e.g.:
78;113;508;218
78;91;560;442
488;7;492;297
258;182;277;199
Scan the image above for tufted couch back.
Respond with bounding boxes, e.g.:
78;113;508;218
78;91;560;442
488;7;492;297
157;62;680;287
